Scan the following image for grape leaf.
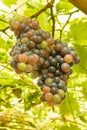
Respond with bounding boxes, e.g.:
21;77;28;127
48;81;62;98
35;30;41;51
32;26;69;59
1;0;17;7
60;125;81;130
73;44;87;74
69;18;87;45
56;1;75;14
59;92;80;114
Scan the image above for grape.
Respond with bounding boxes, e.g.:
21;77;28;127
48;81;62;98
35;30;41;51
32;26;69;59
51;87;58;94
12;21;20;29
42;86;50;94
57;82;65;89
28;55;36;65
32;20;39;29
61;63;70;72
27;41;36;49
10;59;17;68
74;56;80;64
45;78;53;86
33;49;40;55
54;77;60;83
24;18;32;25
51;50;57;56
55;70;62;76
14;68;22;74
55;43;62;52
40;94;46;102
53;94;61;104
21;37;29;44
45;92;53;101
64;54;73;63
10;50;21;56
47;100;54;106
33;54;40;62
48;66;56;73
58;89;65;99
40;49;47;58
19;53;28;63
46;47;52;54
43;60;50;68
40;41;48;49
42;69;48;74
37;80;44;86
42;31;50;40
26;31;34;38
14;55;20;62
26;64;33;73
39;57;45;65
50;82;57;88
21;44;29;52
17;62;27;71
47;38;54;46
61;47;69;56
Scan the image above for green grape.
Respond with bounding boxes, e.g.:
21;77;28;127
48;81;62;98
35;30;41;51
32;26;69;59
17;62;27;71
53;94;61;104
58;89;65;99
40;41;48;49
45;78;53;86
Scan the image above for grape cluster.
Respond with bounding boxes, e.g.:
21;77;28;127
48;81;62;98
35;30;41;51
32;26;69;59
9;16;80;106
10;17;54;74
38;40;80;106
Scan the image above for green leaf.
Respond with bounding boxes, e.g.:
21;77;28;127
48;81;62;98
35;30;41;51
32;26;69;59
1;0;17;7
56;1;75;14
59;92;79;114
38;12;51;32
73;44;87;74
60;125;81;130
69;18;87;45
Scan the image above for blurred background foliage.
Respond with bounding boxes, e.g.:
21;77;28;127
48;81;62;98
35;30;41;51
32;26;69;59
0;0;87;129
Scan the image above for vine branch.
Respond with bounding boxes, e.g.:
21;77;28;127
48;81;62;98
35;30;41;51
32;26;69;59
50;6;55;38
30;0;55;18
59;9;79;39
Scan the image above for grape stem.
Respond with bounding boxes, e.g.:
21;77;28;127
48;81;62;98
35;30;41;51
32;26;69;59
30;0;55;18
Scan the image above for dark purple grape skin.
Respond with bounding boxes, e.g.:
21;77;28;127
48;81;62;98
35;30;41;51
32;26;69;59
48;66;56;73
61;47;70;56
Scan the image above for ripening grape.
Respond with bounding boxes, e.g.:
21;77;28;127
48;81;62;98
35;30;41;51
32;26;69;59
42;86;51;94
28;55;36;65
18;53;28;63
47;100;54;106
32;20;39;29
26;64;33;73
45;92;53;101
61;63;70;72
47;38;54;46
64;54;73;63
12;21;20;29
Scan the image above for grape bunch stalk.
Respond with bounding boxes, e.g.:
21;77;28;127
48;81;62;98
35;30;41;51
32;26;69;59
9;15;80;106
